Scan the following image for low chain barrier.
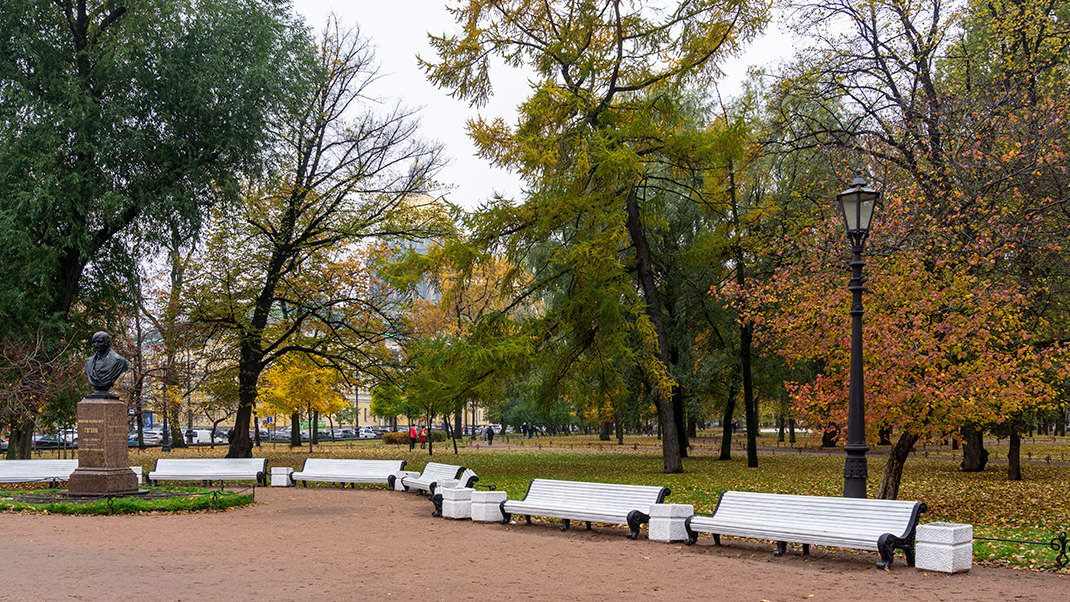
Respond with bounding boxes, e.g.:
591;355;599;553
974;531;1068;569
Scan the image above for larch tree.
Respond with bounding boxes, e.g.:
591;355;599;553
421;0;769;473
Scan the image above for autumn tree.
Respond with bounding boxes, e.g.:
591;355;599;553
0;333;82;458
766;0;1070;485
259;354;347;449
192;20;447;458
399;247;528;451
422;0;769;473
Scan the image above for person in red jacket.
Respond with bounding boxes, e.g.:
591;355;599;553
408;425;417;451
419;426;427;449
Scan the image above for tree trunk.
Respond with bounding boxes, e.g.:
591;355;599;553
444;414;459;454
1008;429;1022;481
311;410;320;445
777;414;785;443
877;426;892;446
169;404;187;448
7;418;34;460
289;410;302;448
624;185;681;473
667;284;688;459
726;159;757;468
960;425;987;471
741;321;757;468
719;379;738;461
877;431;919;500
821;424;838;447
227;344;261;458
788;418;796;444
599;421;611;441
673;384;688;458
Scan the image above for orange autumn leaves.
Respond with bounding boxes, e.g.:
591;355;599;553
723;193;1068;442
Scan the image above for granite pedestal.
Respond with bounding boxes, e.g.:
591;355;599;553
67;395;139;496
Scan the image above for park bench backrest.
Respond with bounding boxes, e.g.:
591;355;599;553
152;458;266;475
298;459;404;475
520;479;669;512
0;459;79;480
418;462;465;481
715;491;922;539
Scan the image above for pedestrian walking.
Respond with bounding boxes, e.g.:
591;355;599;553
409;425;417;451
419;426;427;449
486;424;495;446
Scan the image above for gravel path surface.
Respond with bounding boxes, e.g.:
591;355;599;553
0;486;1062;600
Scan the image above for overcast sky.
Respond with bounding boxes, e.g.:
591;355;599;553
289;1;793;210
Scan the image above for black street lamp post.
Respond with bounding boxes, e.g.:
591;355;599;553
837;174;879;499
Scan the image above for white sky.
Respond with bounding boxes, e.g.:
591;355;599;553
289;1;794;210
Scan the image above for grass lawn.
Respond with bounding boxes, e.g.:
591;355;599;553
19;435;1070;571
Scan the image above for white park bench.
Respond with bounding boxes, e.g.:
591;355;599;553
684;491;927;568
397;462;473;495
146;458;268;487
0;459;79;486
291;458;406;488
499;478;671;539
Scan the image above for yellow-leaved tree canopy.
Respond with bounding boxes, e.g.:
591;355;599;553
258;354;347;446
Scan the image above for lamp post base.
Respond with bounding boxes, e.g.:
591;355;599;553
843;443;869;498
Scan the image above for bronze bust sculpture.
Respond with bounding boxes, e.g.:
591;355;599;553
85;331;127;395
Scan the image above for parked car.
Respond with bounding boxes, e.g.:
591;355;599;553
140;429;164;445
33;434;75;448
357;427;377;439
334;428;357;440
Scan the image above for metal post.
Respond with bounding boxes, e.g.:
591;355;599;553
844;235;869;498
161;389;171;452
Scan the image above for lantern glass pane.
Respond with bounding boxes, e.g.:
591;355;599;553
858;195;876;231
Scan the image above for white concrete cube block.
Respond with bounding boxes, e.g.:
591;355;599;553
440;487;473;501
442;499;472;519
129;466;143;484
470;490;508;522
648;503;693;542
270;467;294;487
394;470;420;491
915;522;972;573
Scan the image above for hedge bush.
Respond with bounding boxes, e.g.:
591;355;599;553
382;430;447;444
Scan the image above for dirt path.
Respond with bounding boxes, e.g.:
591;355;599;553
0;487;1061;601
